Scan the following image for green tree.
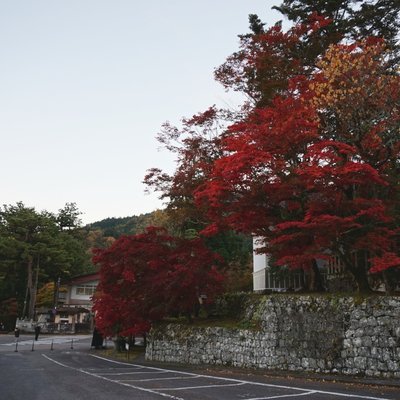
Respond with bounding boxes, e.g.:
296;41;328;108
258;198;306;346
0;202;90;318
274;0;400;49
57;202;82;231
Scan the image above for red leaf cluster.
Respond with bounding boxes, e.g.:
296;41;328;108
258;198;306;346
92;227;225;336
197;39;400;281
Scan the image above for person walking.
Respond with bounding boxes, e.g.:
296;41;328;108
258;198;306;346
34;325;41;341
91;327;103;349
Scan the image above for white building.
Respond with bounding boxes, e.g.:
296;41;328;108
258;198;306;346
253;237;304;292
64;272;99;310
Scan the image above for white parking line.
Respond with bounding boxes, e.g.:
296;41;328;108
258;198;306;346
119;375;201;383
100;370;170;376
247;393;317;400
42;353;394;400
91;354;390;400
42;354;185;400
90;355;312;395
90;355;394;400
156;382;246;391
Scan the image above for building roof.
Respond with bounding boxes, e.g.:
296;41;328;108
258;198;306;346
66;272;100;286
36;306;90;314
56;306;90;314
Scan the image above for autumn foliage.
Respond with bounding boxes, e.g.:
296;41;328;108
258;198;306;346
95;4;400;339
92;227;224;336
141;7;400;293
197;38;400;291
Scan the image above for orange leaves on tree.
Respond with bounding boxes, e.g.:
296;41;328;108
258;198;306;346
311;40;398;116
197;37;400;283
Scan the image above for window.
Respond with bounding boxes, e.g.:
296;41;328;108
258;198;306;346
75;285;96;296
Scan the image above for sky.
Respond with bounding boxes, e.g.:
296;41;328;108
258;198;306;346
0;0;283;225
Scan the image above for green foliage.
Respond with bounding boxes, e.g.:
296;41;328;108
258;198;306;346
211;292;250;319
0;298;17;331
0;202;91;318
274;0;400;50
205;231;252;267
86;210;170;238
86;216;133;237
57;202;82;231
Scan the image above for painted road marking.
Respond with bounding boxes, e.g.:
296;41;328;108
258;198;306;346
156;382;246;391
43;354;185;400
118;375;201;382
90;355;395;400
43;353;394;400
246;394;317;399
100;370;171;376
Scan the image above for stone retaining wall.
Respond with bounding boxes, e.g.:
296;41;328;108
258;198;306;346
146;295;400;378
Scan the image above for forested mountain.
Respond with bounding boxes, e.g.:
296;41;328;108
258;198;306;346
83;210;171;248
86;211;165;238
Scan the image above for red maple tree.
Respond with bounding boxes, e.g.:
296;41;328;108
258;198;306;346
92;227;225;336
196;39;400;292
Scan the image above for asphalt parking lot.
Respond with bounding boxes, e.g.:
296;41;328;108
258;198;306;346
0;334;398;400
45;352;399;400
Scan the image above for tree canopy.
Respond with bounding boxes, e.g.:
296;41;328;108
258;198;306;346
0;202;91;319
146;1;400;292
92;227;225;336
197;38;400;292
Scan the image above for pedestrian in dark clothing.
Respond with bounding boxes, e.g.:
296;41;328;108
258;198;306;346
34;325;41;341
91;327;103;349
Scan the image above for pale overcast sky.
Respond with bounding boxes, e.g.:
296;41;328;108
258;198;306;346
1;1;282;224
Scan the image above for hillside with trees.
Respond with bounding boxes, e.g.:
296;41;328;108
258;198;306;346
85;210;170;240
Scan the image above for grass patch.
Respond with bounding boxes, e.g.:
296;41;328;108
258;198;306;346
97;345;145;362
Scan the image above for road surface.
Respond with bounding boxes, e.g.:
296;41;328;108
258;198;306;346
0;334;398;400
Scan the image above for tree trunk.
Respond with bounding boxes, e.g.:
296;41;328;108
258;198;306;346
302;261;324;292
346;250;372;293
23;257;33;319
309;259;325;291
29;256;40;320
353;272;372;293
21;286;29;319
383;270;395;295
